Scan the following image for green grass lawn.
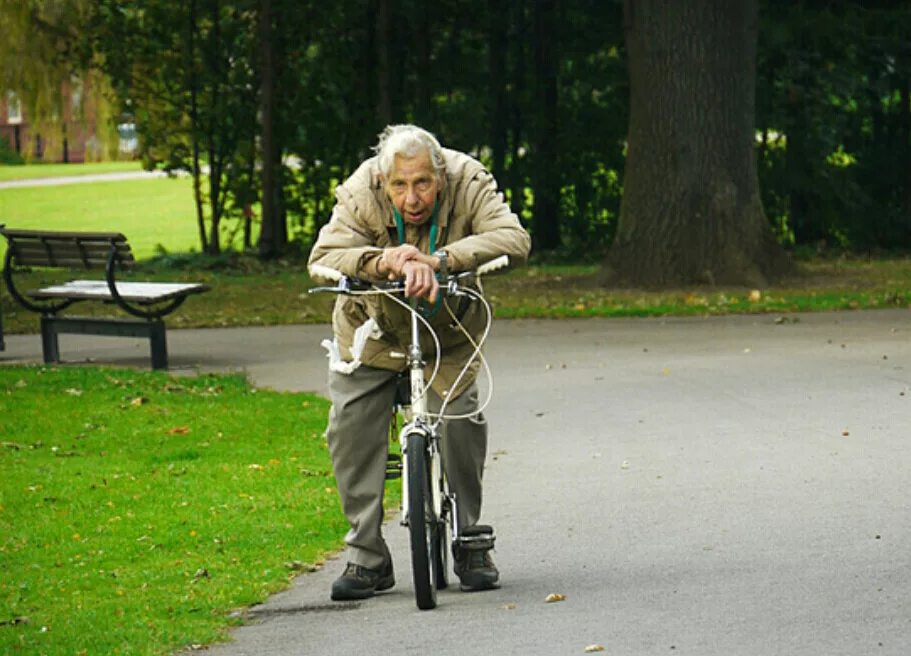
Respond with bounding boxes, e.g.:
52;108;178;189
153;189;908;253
0;365;373;655
0;176;199;260
0;162;143;182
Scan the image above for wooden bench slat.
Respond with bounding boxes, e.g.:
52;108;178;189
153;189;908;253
9;240;134;268
1;228;128;241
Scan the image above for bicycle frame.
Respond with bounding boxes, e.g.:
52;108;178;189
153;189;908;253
398;301;459;546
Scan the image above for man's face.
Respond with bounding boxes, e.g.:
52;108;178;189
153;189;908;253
384;150;440;225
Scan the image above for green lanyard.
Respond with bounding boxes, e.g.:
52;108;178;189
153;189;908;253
392;199;442;317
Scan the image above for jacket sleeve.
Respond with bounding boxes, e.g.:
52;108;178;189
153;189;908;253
442;169;531;271
307;184;385;280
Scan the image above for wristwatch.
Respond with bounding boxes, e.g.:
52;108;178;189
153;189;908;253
433;249;448;278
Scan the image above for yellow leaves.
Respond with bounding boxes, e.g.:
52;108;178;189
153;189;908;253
130;396;149;407
748;289;762;302
545;592;566;603
584;645;605;653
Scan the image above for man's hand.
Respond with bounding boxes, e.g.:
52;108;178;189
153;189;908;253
377;246;441;302
401;260;439;302
378;245;418;277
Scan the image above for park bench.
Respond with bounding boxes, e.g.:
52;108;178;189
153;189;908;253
0;226;210;369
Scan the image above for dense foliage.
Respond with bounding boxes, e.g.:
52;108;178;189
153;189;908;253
4;1;910;258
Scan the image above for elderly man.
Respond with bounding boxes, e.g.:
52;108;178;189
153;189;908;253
308;124;531;601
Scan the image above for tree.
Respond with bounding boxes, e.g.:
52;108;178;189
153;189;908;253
90;1;260;255
0;0;118;162
606;0;791;287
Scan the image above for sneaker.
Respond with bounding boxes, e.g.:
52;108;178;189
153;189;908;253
330;560;395;601
454;545;500;592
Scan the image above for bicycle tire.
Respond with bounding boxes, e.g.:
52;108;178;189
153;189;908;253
406;432;439;610
434;499;450;590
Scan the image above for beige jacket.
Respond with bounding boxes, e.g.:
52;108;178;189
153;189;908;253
308;148;531;399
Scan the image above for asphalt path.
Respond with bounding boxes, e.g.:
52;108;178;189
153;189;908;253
3;310;910;655
0;170;172;189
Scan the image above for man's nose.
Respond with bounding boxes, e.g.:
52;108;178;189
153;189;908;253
405;186;419;205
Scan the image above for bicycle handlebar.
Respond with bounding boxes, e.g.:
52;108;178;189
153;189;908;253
308;254;509;295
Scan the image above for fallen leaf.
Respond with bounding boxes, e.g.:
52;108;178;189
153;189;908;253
748;289;762;302
130;396;148;407
545;593;566;603
584;645;605;653
168;426;191;435
621;460;630;470
65;388;83;396
502;603;517;610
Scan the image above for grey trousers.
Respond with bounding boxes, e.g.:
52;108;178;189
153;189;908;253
325;365;488;569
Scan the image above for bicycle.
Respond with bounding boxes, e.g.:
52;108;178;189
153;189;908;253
309;254;508;610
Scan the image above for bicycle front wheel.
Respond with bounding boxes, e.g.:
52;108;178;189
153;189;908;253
406;432;439;610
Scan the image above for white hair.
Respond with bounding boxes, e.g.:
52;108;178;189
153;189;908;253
374;124;446;181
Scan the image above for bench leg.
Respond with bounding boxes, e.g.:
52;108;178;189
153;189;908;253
40;316;61;363
149;320;168;370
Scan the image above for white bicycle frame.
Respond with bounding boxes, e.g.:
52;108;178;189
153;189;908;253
398;303;456;539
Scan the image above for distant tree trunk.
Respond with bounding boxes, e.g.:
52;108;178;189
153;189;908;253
531;0;561;251
413;2;432;125
375;0;393;125
206;0;223;255
258;0;287;258
508;0;527;219
901;70;911;230
606;0;791;287
187;0;209;254
488;0;508;179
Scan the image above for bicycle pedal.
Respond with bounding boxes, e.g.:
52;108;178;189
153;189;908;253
385;453;402;480
455;524;495;549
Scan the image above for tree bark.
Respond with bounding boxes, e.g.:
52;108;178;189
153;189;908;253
375;0;393;126
187;0;209;254
531;0;561;251
488;0;508;180
258;0;287;258
606;0;791;287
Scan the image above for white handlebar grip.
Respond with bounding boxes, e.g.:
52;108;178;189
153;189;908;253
308;264;343;282
476;255;509;276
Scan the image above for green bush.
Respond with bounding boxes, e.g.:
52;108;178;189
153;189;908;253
0;135;25;165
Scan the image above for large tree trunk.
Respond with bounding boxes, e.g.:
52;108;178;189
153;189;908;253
606;0;791;287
